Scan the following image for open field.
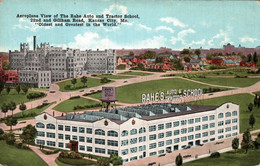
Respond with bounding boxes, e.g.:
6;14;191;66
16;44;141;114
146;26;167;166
0;90;46;107
119;71;152;76
95;74;134;79
88;78;229;104
188;94;259;133
184;149;260;166
53;97;101;112
57;77;114;92
191;77;260;87
0;141;46;166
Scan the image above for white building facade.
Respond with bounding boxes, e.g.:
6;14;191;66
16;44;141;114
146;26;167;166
35;102;239;163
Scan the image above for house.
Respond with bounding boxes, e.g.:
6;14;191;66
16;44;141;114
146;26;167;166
224;60;236;66
0;70;19;83
211;56;224;66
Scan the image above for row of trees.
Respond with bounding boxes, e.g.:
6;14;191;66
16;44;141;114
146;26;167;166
71;76;88;88
0;82;29;95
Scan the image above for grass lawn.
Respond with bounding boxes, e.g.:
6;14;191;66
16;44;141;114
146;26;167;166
53;97;101;112
187;94;259;133
119;71;152;76
253;91;260;96
57;157;96;166
30;88;49;91
184;149;260;166
205;69;260;76
57;77;114;92
95;74;134;79
0;89;46;107
12;103;53;121
88;78;228;104
0;141;46;166
56;158;73;166
191;77;260;87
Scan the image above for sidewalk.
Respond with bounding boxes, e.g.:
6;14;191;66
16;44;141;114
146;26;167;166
30;145;59;166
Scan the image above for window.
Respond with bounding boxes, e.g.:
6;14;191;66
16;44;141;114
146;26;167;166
95;129;105;136
226;134;231;138
218;121;224;126
58;125;63;131
47;132;55;138
218;129;224;134
166;131;172;137
130;129;137;135
195;133;201;139
232;132;238;136
166;122;172;128
188;135;194;140
87;146;92;152
37;131;45;137
108;150;118;155
158;141;164;147
202;124;208;130
218;135;224;139
225;112;231;117
173;121;179;127
232;125;238;130
139;136;146;142
188;119;194;124
86;128;92;134
210;130;215;135
139;127;146;134
209;115;215;120
225;120;231;125
108;140;118;147
232;118;238;123
232;111;238;116
181;128;187;134
139;145;146;151
108;130;118;137
130;156;137;161
79;145;85;151
72;136;77;140
195;118;201;123
79;136;85;142
174;138;180;143
58;142;64;148
95;138;105;145
174;130;180;136
65;126;70;131
87;137;92;143
188;127;194;133
122;149;128;155
36;123;44;128
150;152;157;156
47;141;55;147
158;133;164;139
181;120;187;125
79;127;85;133
158;124;164;130
130;138;137;144
130;147;138;153
149;134;156;140
58;134;63;139
47;124;55;129
72;126;77;132
210;123;215;128
121;140;128;146
166;140;172;145
202;116;208;122
181;136;187;142
218;113;224;118
149;143;156;149
121;130;128;136
65;135;70;140
203;132;208;137
95;148;105;154
195;125;201;131
225;127;231;132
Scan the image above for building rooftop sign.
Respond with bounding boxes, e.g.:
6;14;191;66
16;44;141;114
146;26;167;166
102;87;116;102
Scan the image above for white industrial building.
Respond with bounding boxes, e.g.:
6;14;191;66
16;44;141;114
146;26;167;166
35;102;239;163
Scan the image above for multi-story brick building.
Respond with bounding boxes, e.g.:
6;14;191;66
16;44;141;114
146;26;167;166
9;36;116;88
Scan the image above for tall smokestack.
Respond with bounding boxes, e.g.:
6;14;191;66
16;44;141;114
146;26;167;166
33;36;36;51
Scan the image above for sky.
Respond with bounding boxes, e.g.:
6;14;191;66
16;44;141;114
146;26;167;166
0;0;260;52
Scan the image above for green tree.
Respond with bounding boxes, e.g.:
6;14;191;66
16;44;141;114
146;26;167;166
71;78;77;88
195;49;201;56
232;137;239;152
0;128;4;135
247;54;252;62
171;58;184;70
15;84;21;94
4;116;17;131
255;133;260;148
128;51;134;56
249;114;255;128
2;61;9;70
2;132;15;145
8;101;16;116
20;124;37;147
81;76;87;87
206;53;213;60
100;77;109;83
155;57;163;63
254;95;258;107
109;154;123;166
253;52;258;65
22;85;29;94
137;63;145;70
1;103;9;117
6;86;11;94
184;57;191;63
248;103;253;112
175;153;183;166
140;51;156;59
241;130;253;153
238;52;244;57
0;81;4;94
19;103;27;116
96;157;110;166
180;49;190;55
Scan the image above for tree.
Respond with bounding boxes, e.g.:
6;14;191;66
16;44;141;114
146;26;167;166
81;76;87;87
6;86;11;94
184;57;191;63
238;52;244;57
2;61;9;70
4;116;17;131
180;49;190;55
96;157;110;166
254;95;258;107
20;124;37;147
175;153;183;166
71;78;77;88
0;81;4;94
2;132;15;145
1;103;9;117
206;53;213;60
248;103;253;112
8;101;16;116
247;54;252;62
155;57;163;63
22;85;29;94
241;129;253;153
258;96;260;108
171;58;184;70
137;63;145;70
249;114;255;128
100;77;109;83
139;51;156;59
19;103;27;116
255;133;260;149
109;154;123;166
15;84;21;94
253;52;258;65
195;49;201;56
128;51;134;56
232;137;239;152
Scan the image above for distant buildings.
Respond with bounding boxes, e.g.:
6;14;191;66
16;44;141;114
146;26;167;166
9;36;116;88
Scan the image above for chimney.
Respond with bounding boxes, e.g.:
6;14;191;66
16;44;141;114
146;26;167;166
33;36;36;51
